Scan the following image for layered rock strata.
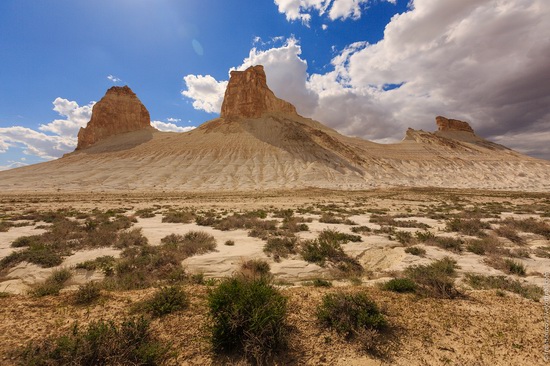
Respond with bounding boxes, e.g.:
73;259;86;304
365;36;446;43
436;116;475;133
76;86;151;150
220;65;297;120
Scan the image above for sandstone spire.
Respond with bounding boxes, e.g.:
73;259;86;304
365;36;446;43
220;65;297;120
436;116;475;133
76;86;151;150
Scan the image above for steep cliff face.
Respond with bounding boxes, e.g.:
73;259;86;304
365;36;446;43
436;116;475;133
220;65;297;120
76;86;151;150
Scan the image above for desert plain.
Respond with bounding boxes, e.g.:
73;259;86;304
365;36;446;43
1;66;550;365
0;188;549;365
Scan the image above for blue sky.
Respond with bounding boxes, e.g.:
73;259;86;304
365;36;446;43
1;0;549;170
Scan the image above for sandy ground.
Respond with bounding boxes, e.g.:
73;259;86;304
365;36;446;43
0;189;549;364
0;285;547;365
1;189;549;292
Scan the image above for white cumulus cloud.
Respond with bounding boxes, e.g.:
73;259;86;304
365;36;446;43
107;75;122;83
183;0;550;160
0;98;94;161
310;0;550;144
38;98;95;137
0;126;76;160
151;120;195;133
273;0;395;23
181;37;318;117
181;75;228;113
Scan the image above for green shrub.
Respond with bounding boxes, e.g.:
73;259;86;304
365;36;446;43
115;228;149;248
485;257;527;276
317;292;386;338
208;277;288;364
75;255;116;276
466;273;543;301
74;281;102;305
494;226;524;244
0;221;11;232
319;229;362;243
264;237;297;260
466;235;500;255
382;278;417;293
19;317;172;365
404;257;459;298
446;218;489;236
311;278;333;287
499;217;550;239
1;211;147;272
239;259;271;280
102;245;183;290
162;210;195;223
281;216;310;232
319;212;344;224
432;236;463;253
370;215;430;229
135;208;156;218
415;231;435;242
504;259;526;276
301;239;337;265
195;214;217;226
160;231;216;257
351;226;371;234
394;231;413;245
213;213;277;232
31;268;72;297
224;240;235;246
404;246;426;256
137;286;189;317
1;243;64;270
300;237;362;275
11;235;42;248
247;209;268;219
273;209;294;219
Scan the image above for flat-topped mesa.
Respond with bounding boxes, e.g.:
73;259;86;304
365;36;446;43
220;65;297;120
76;86;151;150
436;116;475;133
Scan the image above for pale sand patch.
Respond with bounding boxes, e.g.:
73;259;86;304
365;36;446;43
0;224;47;260
1;248;120;294
135;215;322;280
135;215;350;281
269;259;325;281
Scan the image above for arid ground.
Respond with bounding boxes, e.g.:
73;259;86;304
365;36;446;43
1;188;549;365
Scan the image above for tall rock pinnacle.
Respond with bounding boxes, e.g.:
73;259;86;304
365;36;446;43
220;65;297;120
76;86;151;150
436;116;475;133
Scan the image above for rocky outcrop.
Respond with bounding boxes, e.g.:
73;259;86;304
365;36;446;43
76;86;151;150
436;116;475;133
220;65;297;120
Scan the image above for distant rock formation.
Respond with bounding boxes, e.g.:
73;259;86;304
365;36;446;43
436;116;475;133
76;86;151;150
220;65;297;120
3;65;549;193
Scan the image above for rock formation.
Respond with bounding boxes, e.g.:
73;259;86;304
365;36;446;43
2;65;550;192
76;86;151;150
436;116;475;133
220;65;297;120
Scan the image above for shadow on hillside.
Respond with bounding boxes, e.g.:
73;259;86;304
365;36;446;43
75;129;155;155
